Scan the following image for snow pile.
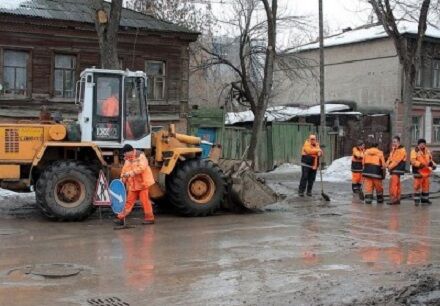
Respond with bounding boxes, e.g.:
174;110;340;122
271;163;302;174
0;0;29;10
322;156;352;182
296;22;440;52
0;188;21;197
0;188;35;202
226;104;356;125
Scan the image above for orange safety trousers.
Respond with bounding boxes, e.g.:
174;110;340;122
352;172;362;184
414;177;430;193
117;189;154;221
389;174;401;202
363;178;383;195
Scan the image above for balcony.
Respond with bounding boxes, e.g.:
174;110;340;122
413;87;440;102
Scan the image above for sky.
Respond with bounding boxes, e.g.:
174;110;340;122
208;0;373;49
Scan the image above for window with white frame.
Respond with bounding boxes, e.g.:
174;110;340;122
54;54;76;98
145;60;165;100
411;116;423;143
433;118;440;143
3;50;28;96
433;59;440;88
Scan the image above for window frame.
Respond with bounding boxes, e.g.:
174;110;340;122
0;48;31;99
144;60;166;101
411;116;424;144
432;117;440;144
53;53;77;99
432;59;440;89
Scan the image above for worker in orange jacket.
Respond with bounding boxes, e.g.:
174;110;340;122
114;144;156;225
298;134;323;197
99;95;119;117
410;139;436;205
362;142;386;204
386;136;407;205
351;140;365;193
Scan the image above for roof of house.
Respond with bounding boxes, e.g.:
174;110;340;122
296;22;440;52
0;0;198;35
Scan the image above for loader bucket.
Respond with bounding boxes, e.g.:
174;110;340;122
217;159;279;210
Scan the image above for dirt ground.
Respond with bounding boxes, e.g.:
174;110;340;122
0;174;439;306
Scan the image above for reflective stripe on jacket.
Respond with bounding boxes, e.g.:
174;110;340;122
351;146;364;172
362;147;385;179
387;146;407;175
410;147;433;178
121;150;155;191
300;140;321;170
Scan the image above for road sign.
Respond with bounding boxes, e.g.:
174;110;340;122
109;179;126;214
93;170;111;206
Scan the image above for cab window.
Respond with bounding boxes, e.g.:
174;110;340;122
93;76;121;141
124;77;149;140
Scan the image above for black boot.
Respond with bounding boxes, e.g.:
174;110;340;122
377;194;384;204
364;194;373;204
306;190;312;196
352;184;359;193
298;190;304;197
359;190;365;201
414;193;421;206
421;192;432;205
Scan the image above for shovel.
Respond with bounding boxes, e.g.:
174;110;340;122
319;165;330;202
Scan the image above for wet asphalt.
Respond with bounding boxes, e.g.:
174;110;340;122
0;175;439;306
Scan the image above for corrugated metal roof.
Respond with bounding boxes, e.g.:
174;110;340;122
0;0;198;35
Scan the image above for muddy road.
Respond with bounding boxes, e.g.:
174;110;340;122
0;175;439;305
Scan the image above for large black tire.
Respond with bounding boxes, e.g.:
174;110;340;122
166;159;227;216
35;160;97;221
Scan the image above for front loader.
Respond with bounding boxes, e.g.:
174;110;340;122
0;68;276;221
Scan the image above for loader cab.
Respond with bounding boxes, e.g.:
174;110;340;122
76;69;151;149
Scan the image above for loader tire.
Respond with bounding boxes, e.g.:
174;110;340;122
167;159;227;216
36;160;97;221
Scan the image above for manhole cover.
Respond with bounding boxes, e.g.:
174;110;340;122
26;263;81;278
87;297;130;306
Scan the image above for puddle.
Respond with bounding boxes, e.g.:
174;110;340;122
0;228;27;236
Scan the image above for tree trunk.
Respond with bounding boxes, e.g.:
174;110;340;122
402;67;414;162
93;0;123;69
248;108;266;171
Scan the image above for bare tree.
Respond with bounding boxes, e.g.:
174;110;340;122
368;0;431;155
127;0;213;33
92;0;123;69
193;0;281;170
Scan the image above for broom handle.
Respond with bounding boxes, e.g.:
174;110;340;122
320;167;324;193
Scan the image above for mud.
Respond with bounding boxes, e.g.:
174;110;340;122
0;173;440;305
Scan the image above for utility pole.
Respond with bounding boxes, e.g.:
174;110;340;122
318;0;325;140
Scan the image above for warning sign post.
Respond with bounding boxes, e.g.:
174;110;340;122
94;170;111;206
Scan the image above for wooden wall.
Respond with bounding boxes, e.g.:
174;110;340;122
0;15;197;129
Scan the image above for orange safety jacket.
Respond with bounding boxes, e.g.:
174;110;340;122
351;146;364;172
300;139;321;170
362;147;386;179
121;150;155;191
410;147;433;178
387;146;407;175
99;95;119;117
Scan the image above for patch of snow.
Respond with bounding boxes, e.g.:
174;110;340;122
296;22;440;52
271;163;302;174
0;188;35;201
0;0;29;10
225;104;352;125
0;188;20;197
322;156;352;182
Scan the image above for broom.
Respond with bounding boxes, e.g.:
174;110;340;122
319;164;330;201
